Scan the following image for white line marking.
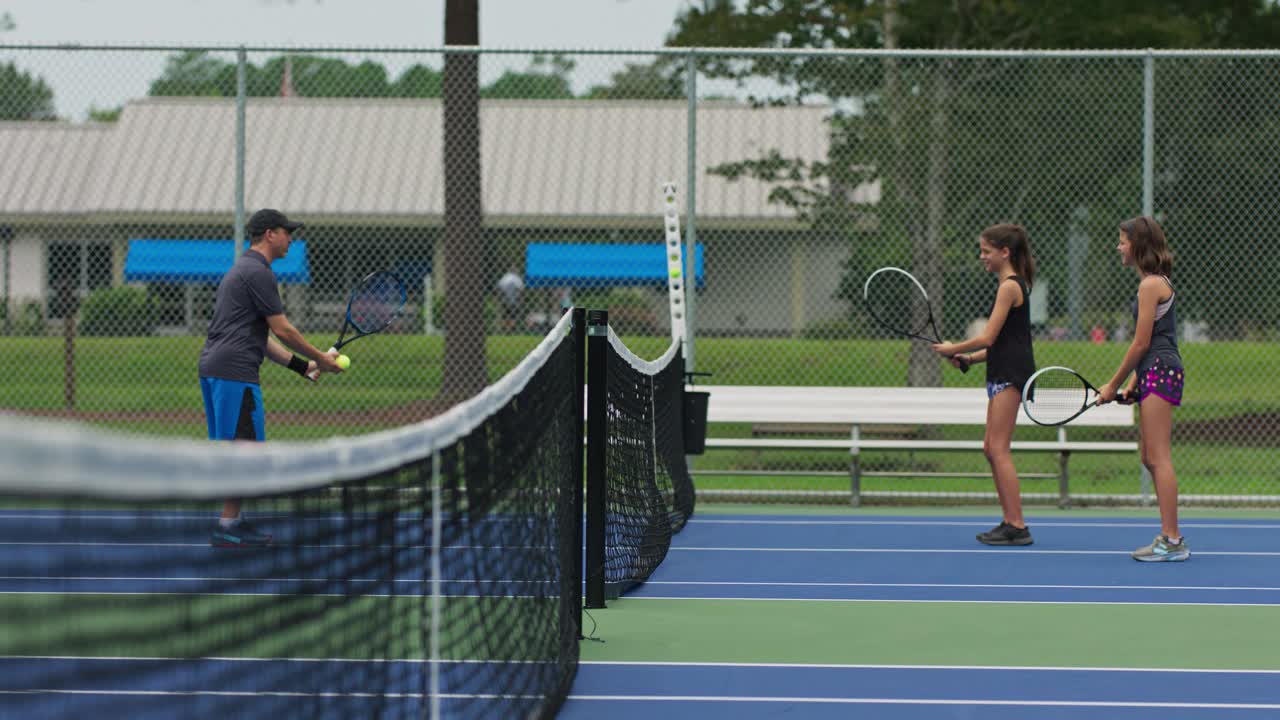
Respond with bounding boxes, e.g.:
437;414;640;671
691;519;1280;530
0;656;553;666
645;581;1280;592
565;695;1280;710
580;660;1280;674
0;689;427;698
671;546;1280;556
621;596;1280;607
0;576;552;585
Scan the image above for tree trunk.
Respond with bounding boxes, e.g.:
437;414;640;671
907;64;952;391
441;0;487;400
882;0;946;389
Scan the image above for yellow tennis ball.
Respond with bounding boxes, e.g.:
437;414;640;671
337;354;350;370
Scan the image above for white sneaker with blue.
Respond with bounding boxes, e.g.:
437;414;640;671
1132;534;1189;562
211;518;273;548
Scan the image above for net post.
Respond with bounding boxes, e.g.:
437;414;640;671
570;307;587;632
584;309;609;609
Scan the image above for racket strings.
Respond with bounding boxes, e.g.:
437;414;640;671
865;272;933;339
349;274;405;333
1025;374;1092;424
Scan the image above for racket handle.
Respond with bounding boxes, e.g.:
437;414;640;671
305;348;336;381
956;355;970;374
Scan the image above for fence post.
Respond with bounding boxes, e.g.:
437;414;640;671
234;46;247;259
684;51;698;376
1142;49;1155;217
1139;50;1155;504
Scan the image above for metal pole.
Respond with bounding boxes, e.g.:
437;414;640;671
570;307;586;634
1142;51;1154;217
584;309;608;610
1140;51;1155;504
683;52;698;374
2;226;10;335
234;46;247;258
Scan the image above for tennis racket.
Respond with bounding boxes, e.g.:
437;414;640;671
1021;366;1130;426
863;266;969;373
307;271;406;379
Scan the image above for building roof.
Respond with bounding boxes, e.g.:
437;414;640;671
0;97;874;227
0;122;109;216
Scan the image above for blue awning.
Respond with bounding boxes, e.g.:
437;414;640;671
525;243;705;288
124;239;311;284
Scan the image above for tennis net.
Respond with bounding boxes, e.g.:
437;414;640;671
0;311;583;719
599;326;696;599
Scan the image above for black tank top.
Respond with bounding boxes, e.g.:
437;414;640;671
986;275;1036;388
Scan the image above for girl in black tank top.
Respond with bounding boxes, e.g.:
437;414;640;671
1101;216;1189;562
931;224;1037;546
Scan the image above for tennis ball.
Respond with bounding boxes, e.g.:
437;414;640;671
336;354;351;370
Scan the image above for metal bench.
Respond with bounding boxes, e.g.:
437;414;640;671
695;385;1139;507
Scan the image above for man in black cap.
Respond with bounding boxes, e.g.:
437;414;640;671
199;208;343;547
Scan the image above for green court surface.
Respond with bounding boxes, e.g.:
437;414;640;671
582;597;1280;669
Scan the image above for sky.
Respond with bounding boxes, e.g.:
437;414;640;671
0;0;698;119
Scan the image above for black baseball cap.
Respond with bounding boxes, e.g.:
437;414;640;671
247;208;304;237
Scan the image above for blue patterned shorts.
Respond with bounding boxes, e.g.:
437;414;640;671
1137;357;1184;406
986;381;1016;399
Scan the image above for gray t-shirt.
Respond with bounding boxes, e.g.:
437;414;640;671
198;249;285;384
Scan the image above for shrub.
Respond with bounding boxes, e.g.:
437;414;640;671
80;286;157;336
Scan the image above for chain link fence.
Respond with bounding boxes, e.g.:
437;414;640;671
1;46;1276;504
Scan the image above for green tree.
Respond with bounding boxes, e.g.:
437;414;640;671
148;51;440;98
669;0;1280;383
0;62;55;121
585;60;685;100
392;65;444;98
0;12;15;32
481;55;575;99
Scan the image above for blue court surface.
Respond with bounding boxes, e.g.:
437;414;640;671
560;512;1280;720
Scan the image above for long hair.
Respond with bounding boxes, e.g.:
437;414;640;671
980;223;1035;288
1119;216;1174;277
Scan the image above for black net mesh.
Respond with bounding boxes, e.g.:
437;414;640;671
602;330;695;599
0;315;581;719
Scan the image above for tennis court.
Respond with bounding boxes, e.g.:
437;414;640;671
563;507;1280;719
0;506;574;719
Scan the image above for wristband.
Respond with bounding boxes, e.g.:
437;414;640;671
287;355;309;377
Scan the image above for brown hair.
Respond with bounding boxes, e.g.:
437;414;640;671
980;223;1035;288
1119;216;1174;277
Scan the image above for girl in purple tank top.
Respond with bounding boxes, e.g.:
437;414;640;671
1098;216;1188;562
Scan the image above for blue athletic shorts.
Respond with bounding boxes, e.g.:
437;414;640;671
200;377;265;441
986;381;1017;400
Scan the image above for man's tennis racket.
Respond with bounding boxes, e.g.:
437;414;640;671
1021;366;1130;426
863;266;969;373
307;271;406;379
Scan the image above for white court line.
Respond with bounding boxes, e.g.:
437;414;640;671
581;660;1280;673
565;695;1280;710
0;542;547;550
0;576;552;584
622;596;1280;607
0;689;428;698
645;581;1280;592
0;655;551;666
671;546;1280;556
691;519;1280;530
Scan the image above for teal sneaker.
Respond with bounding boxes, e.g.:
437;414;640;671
1132;535;1189;562
211;520;273;548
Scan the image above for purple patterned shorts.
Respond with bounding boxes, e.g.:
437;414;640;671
1136;357;1184;406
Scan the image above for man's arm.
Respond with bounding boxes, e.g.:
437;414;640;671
266;314;341;373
